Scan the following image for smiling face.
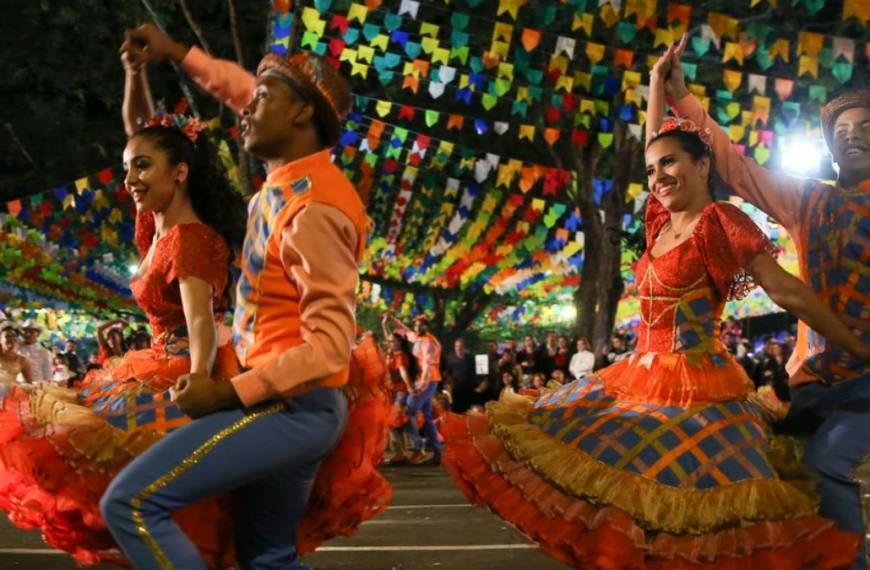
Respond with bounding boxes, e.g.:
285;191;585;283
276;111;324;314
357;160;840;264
23;328;39;344
123;135;188;214
831;106;870;182
1;329;18;352
240;74;315;159
645;135;711;213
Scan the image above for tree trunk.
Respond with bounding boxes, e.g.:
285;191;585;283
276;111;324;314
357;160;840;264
446;289;491;345
571;106;639;352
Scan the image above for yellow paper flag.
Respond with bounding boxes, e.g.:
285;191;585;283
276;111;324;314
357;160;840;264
844;0;870;23
347;3;368;24
722;69;743;92
572;13;594;35
769;39;791;63
599;3;620;27
518;125;536;141
723;42;744;65
74;178;89;194
797;31;824;56
798;55;819;79
586;43;606;64
497;0;528;20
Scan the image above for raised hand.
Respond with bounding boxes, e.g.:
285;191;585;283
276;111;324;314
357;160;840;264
663;33;690;100
119;23;189;65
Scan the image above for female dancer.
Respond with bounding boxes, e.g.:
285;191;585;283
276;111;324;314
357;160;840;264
0;322;32;388
0;104;247;565
441;42;868;569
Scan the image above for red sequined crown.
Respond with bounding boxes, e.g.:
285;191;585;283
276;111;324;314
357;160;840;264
650;117;713;149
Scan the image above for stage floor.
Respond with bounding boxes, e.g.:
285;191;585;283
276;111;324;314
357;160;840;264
0;465;568;569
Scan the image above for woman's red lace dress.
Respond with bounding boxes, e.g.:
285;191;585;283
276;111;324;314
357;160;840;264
442;201;860;569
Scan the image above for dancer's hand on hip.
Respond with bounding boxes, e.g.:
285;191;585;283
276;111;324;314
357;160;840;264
175;373;241;418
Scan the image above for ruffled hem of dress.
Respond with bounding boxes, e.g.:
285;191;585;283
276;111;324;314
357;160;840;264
297;396;394;553
485;397;819;534
442;410;860;569
0;385;235;567
599;351;755;407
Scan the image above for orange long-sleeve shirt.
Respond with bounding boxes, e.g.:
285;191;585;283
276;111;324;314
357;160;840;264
182;48;367;407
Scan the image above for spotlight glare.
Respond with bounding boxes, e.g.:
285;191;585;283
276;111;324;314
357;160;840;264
779;135;824;176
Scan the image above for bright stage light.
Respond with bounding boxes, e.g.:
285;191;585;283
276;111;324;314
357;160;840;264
127;262;139;276
779;135;825;176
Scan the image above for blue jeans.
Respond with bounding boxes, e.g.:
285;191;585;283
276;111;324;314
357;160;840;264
404;381;443;455
788;378;870;569
101;388;347;570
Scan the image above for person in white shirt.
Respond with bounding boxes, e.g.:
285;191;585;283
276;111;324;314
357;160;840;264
18;320;52;383
569;338;595;380
51;354;74;385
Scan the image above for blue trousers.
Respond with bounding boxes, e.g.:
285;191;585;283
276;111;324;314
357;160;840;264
101;387;347;570
789;378;870;569
404;381;443;455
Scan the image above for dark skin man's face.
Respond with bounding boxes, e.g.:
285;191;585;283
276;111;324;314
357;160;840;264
240;74;316;160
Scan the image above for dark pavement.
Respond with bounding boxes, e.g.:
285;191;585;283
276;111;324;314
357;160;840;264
0;466;568;569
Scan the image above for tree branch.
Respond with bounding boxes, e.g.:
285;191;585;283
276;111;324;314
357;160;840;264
288;0;306;55
177;0;213;55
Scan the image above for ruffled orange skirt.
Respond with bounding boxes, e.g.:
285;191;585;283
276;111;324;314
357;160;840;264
0;339;393;567
442;357;860;569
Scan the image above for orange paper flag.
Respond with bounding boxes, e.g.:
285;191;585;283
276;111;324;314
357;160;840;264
774;78;794;101
521;28;541;51
614;48;635;69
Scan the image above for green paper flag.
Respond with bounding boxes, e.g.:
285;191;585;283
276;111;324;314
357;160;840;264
313;0;332;10
451;12;470;31
362;23;380;42
616;21;637;44
511;100;529;117
597;133;614;148
682;62;697;81
536;5;557;26
481;93;498;110
819;47;834;68
801;0;825;15
493;78;511;96
301;31;319;49
466;0;484;7
692;37;711;57
469;56;484;73
384;13;402;32
756;49;774;70
832;61;853;83
809;85;827;103
754;146;771;165
450;31;469;48
404;41;421;58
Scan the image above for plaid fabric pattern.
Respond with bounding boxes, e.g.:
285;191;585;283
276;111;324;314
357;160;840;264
804;184;870;383
532;376;775;489
233;178;309;362
673;287;720;352
80;380;187;434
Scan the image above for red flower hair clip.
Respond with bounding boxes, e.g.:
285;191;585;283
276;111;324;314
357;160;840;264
145;114;208;144
650;116;713;150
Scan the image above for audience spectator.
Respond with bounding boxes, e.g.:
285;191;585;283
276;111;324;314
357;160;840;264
445;339;478;414
569;338;595;380
18;320;52;383
60;340;84;381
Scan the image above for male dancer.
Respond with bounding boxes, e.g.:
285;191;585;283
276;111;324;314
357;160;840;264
383;314;443;464
104;26;367;569
655;36;870;566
